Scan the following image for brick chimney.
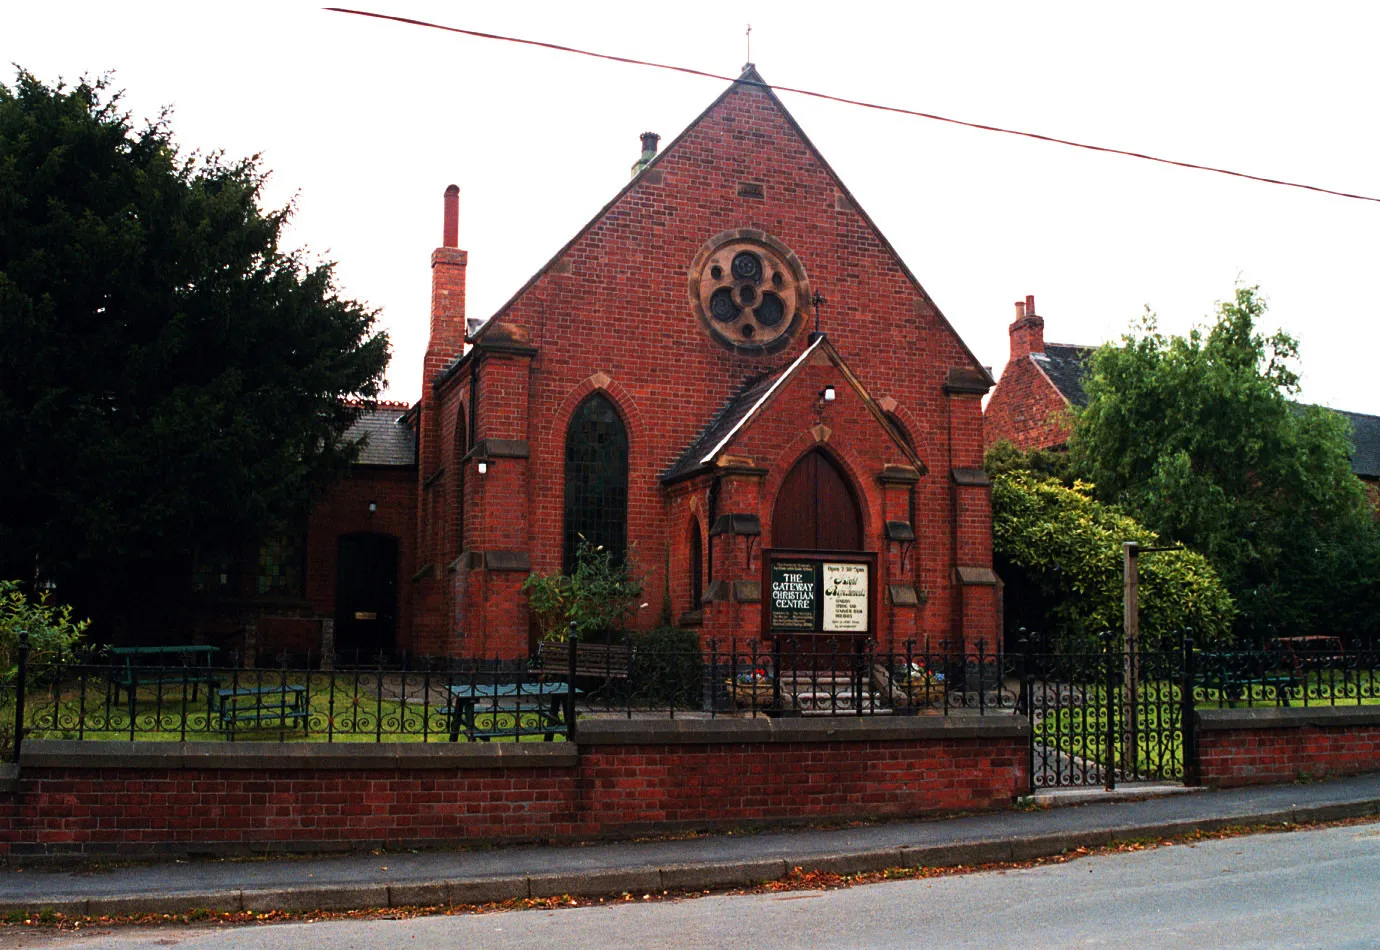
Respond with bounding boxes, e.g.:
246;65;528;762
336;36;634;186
1008;293;1045;360
421;185;468;473
427;186;468;378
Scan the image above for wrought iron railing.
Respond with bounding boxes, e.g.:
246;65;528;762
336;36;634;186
5;628;1377;767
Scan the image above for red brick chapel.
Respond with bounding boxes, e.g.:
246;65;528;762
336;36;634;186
302;67;999;662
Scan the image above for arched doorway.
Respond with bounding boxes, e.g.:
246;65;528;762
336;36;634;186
772;449;863;550
767;449;871;680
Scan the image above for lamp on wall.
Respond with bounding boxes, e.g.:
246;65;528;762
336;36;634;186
368;501;377;513
819;385;836;407
477;460;489;475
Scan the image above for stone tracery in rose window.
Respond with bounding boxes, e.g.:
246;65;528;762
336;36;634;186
689;230;809;355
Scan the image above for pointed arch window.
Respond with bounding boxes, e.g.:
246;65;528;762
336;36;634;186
884;411;917;528
689;518;704;610
455;407;468;553
563;393;629;571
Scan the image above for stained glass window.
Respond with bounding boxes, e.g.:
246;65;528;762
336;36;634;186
257;535;304;596
563;393;629;571
191;545;233;594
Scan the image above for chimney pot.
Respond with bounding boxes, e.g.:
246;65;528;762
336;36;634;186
1008;293;1045;360
442;184;460;249
640;131;661;156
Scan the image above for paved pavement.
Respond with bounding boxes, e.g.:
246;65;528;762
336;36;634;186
14;820;1377;949
1;773;1377;917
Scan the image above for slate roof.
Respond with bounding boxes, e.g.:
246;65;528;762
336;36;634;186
1031;343;1095;408
344;406;416;467
659;364;792;483
1334;409;1380;480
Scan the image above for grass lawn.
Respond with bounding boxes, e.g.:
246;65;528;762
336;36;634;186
1035;670;1380;780
10;671;570;744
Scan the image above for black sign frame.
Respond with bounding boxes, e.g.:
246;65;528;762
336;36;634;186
761;548;877;638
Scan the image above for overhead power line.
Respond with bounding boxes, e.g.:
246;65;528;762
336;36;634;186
324;7;1380;206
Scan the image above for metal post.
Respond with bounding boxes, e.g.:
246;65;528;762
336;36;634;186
13;631;28;762
1122;542;1140;783
771;636;782;712
566;621;579;740
1104;631;1117;792
1019;632;1034;795
1182;630;1199;786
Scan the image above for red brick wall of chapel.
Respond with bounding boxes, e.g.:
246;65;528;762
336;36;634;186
428;77;995;658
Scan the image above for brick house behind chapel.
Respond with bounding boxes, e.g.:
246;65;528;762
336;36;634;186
982;296;1380;502
320;67;1000;661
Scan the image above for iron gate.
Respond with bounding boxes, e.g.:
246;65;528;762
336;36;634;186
1023;632;1196;790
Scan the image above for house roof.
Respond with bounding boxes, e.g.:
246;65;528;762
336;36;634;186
344;406;416;466
659;335;924;483
1031;344;1095;408
1334;409;1380;479
660;367;794;483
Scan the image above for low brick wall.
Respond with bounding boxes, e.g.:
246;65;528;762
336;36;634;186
0;716;1028;860
1197;706;1380;787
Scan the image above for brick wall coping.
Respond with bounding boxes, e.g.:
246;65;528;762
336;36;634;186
16;740;577;771
1197;706;1380;732
575;714;1028;745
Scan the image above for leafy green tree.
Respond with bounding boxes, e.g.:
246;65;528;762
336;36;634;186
1069;286;1380;641
990;468;1235;652
0;71;389;628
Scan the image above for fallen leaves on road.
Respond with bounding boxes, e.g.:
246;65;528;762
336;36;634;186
1;815;1372;934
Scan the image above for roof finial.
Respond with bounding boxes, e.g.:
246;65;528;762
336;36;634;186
744;23;752;70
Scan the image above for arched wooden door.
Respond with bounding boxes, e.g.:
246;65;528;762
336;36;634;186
772;450;863;550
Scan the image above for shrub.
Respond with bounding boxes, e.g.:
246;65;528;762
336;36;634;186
0;580;89;680
991;471;1235;652
628;625;703;707
523;539;645;642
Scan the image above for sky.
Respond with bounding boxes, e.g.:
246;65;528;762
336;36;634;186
6;1;1379;413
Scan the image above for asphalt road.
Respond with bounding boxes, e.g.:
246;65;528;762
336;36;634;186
6;821;1379;949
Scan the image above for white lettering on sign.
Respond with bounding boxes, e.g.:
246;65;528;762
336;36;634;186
771;572;815;609
822;562;868;632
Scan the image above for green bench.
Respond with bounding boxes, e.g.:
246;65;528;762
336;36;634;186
214;684;309;733
438;682;574;742
1194;653;1299;706
108;645;221;719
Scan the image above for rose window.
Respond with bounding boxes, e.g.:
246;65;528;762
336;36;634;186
689;231;808;355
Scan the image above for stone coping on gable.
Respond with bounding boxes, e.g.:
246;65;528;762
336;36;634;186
16;740;577;771
575;715;1028;745
1197;706;1380;732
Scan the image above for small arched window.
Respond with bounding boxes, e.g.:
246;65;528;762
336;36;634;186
884;411;914;452
689;518;704;610
455;407;467;553
884;411;917;528
563;393;629;571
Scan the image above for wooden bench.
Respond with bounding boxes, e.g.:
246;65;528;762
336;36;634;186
214;684;309;733
1194;653;1299;706
535;640;634;686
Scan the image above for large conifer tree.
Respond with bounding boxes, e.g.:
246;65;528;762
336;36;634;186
0;71;389;627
